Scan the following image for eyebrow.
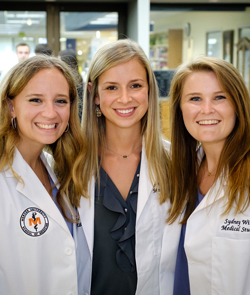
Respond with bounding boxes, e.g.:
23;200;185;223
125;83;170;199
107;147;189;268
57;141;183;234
184;90;226;97
102;78;145;84
26;93;69;98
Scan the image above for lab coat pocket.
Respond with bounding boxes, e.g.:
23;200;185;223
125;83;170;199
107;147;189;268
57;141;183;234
212;237;250;295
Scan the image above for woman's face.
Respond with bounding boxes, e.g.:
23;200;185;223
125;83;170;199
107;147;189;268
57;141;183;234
10;68;70;151
95;57;149;132
180;70;236;149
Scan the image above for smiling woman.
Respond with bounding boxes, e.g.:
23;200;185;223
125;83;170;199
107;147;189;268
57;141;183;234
160;56;250;295
180;70;236;151
72;39;171;295
0;55;85;295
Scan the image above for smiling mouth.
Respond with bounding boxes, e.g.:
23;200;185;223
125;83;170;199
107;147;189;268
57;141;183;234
116;108;135;114
197;120;220;125
35;123;57;129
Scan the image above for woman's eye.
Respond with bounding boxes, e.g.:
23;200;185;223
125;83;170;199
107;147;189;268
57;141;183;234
215;95;226;100
56;99;68;104
29;98;41;103
190;97;200;101
106;85;116;90
131;83;142;89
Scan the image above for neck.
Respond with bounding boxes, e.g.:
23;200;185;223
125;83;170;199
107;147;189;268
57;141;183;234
201;142;223;174
105;124;142;155
16;142;44;170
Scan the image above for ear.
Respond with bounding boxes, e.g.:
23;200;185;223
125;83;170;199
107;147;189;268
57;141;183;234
95;95;100;105
87;82;92;93
88;82;100;104
8;99;15;117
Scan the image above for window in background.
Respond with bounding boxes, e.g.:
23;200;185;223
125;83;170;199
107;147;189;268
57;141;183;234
60;11;118;81
0;11;46;78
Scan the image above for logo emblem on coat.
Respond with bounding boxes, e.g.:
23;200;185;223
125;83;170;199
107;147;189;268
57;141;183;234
20;207;49;237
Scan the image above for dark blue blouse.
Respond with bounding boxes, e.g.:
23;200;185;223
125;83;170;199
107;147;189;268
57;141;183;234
173;190;205;295
91;161;141;295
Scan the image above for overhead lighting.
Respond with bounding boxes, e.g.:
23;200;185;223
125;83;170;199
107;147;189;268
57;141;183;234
7;20;39;24
78;50;83;55
27;18;32;26
6;13;15;18
96;31;100;38
90;19;117;25
90;13;118;25
16;13;45;18
208;38;217;45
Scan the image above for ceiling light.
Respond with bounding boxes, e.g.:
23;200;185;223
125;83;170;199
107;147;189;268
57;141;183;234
27;18;32;26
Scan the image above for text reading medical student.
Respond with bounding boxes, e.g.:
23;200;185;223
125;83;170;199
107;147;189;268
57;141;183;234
160;57;250;295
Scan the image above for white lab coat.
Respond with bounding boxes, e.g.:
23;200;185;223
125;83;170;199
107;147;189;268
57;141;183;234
78;139;170;295
0;149;78;295
160;155;250;295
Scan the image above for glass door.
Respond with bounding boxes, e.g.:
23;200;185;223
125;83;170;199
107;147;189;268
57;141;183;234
0;10;46;79
60;11;119;79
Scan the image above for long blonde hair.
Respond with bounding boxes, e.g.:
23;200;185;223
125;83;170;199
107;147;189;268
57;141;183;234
168;56;250;224
0;55;85;219
73;39;170;203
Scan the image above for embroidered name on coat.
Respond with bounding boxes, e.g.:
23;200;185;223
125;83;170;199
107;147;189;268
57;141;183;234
221;218;250;233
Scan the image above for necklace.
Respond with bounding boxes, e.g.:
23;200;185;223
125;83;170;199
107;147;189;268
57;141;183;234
40;159;47;186
104;144;141;159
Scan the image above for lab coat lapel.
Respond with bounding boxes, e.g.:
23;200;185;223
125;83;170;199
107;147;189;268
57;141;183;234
78;176;95;258
192;177;226;214
6;149;71;235
137;141;152;222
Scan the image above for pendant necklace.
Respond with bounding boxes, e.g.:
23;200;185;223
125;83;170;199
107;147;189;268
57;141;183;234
104;145;141;159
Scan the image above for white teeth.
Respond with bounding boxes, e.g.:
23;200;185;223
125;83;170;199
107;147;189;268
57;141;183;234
36;123;56;129
117;108;134;114
198;120;219;125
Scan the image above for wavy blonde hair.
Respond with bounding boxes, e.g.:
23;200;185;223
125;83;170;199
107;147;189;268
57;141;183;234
0;55;85;219
73;39;170;203
168;56;250;224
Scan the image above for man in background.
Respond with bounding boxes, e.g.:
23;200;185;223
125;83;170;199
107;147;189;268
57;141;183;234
0;43;30;82
16;43;30;62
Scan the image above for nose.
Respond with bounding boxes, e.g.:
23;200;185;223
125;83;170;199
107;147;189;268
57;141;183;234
117;88;132;104
201;99;214;114
42;102;57;118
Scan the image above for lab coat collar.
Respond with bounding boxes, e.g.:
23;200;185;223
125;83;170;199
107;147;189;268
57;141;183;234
78;177;95;259
5;148;71;235
136;138;152;222
192;175;226;215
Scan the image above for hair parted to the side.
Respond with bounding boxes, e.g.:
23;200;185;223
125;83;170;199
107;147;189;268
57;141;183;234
0;55;85;220
73;39;170;203
168;56;250;224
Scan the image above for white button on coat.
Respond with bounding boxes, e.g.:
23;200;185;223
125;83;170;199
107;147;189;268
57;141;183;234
65;248;73;256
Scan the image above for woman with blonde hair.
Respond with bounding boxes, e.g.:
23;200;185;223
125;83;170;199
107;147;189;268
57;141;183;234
0;55;86;294
74;39;170;295
160;56;250;295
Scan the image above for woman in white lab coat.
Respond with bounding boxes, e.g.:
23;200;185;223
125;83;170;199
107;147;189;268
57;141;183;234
160;56;250;295
73;39;171;295
0;55;85;295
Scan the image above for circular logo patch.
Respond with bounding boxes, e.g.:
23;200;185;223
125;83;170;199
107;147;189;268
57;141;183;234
20;207;49;237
